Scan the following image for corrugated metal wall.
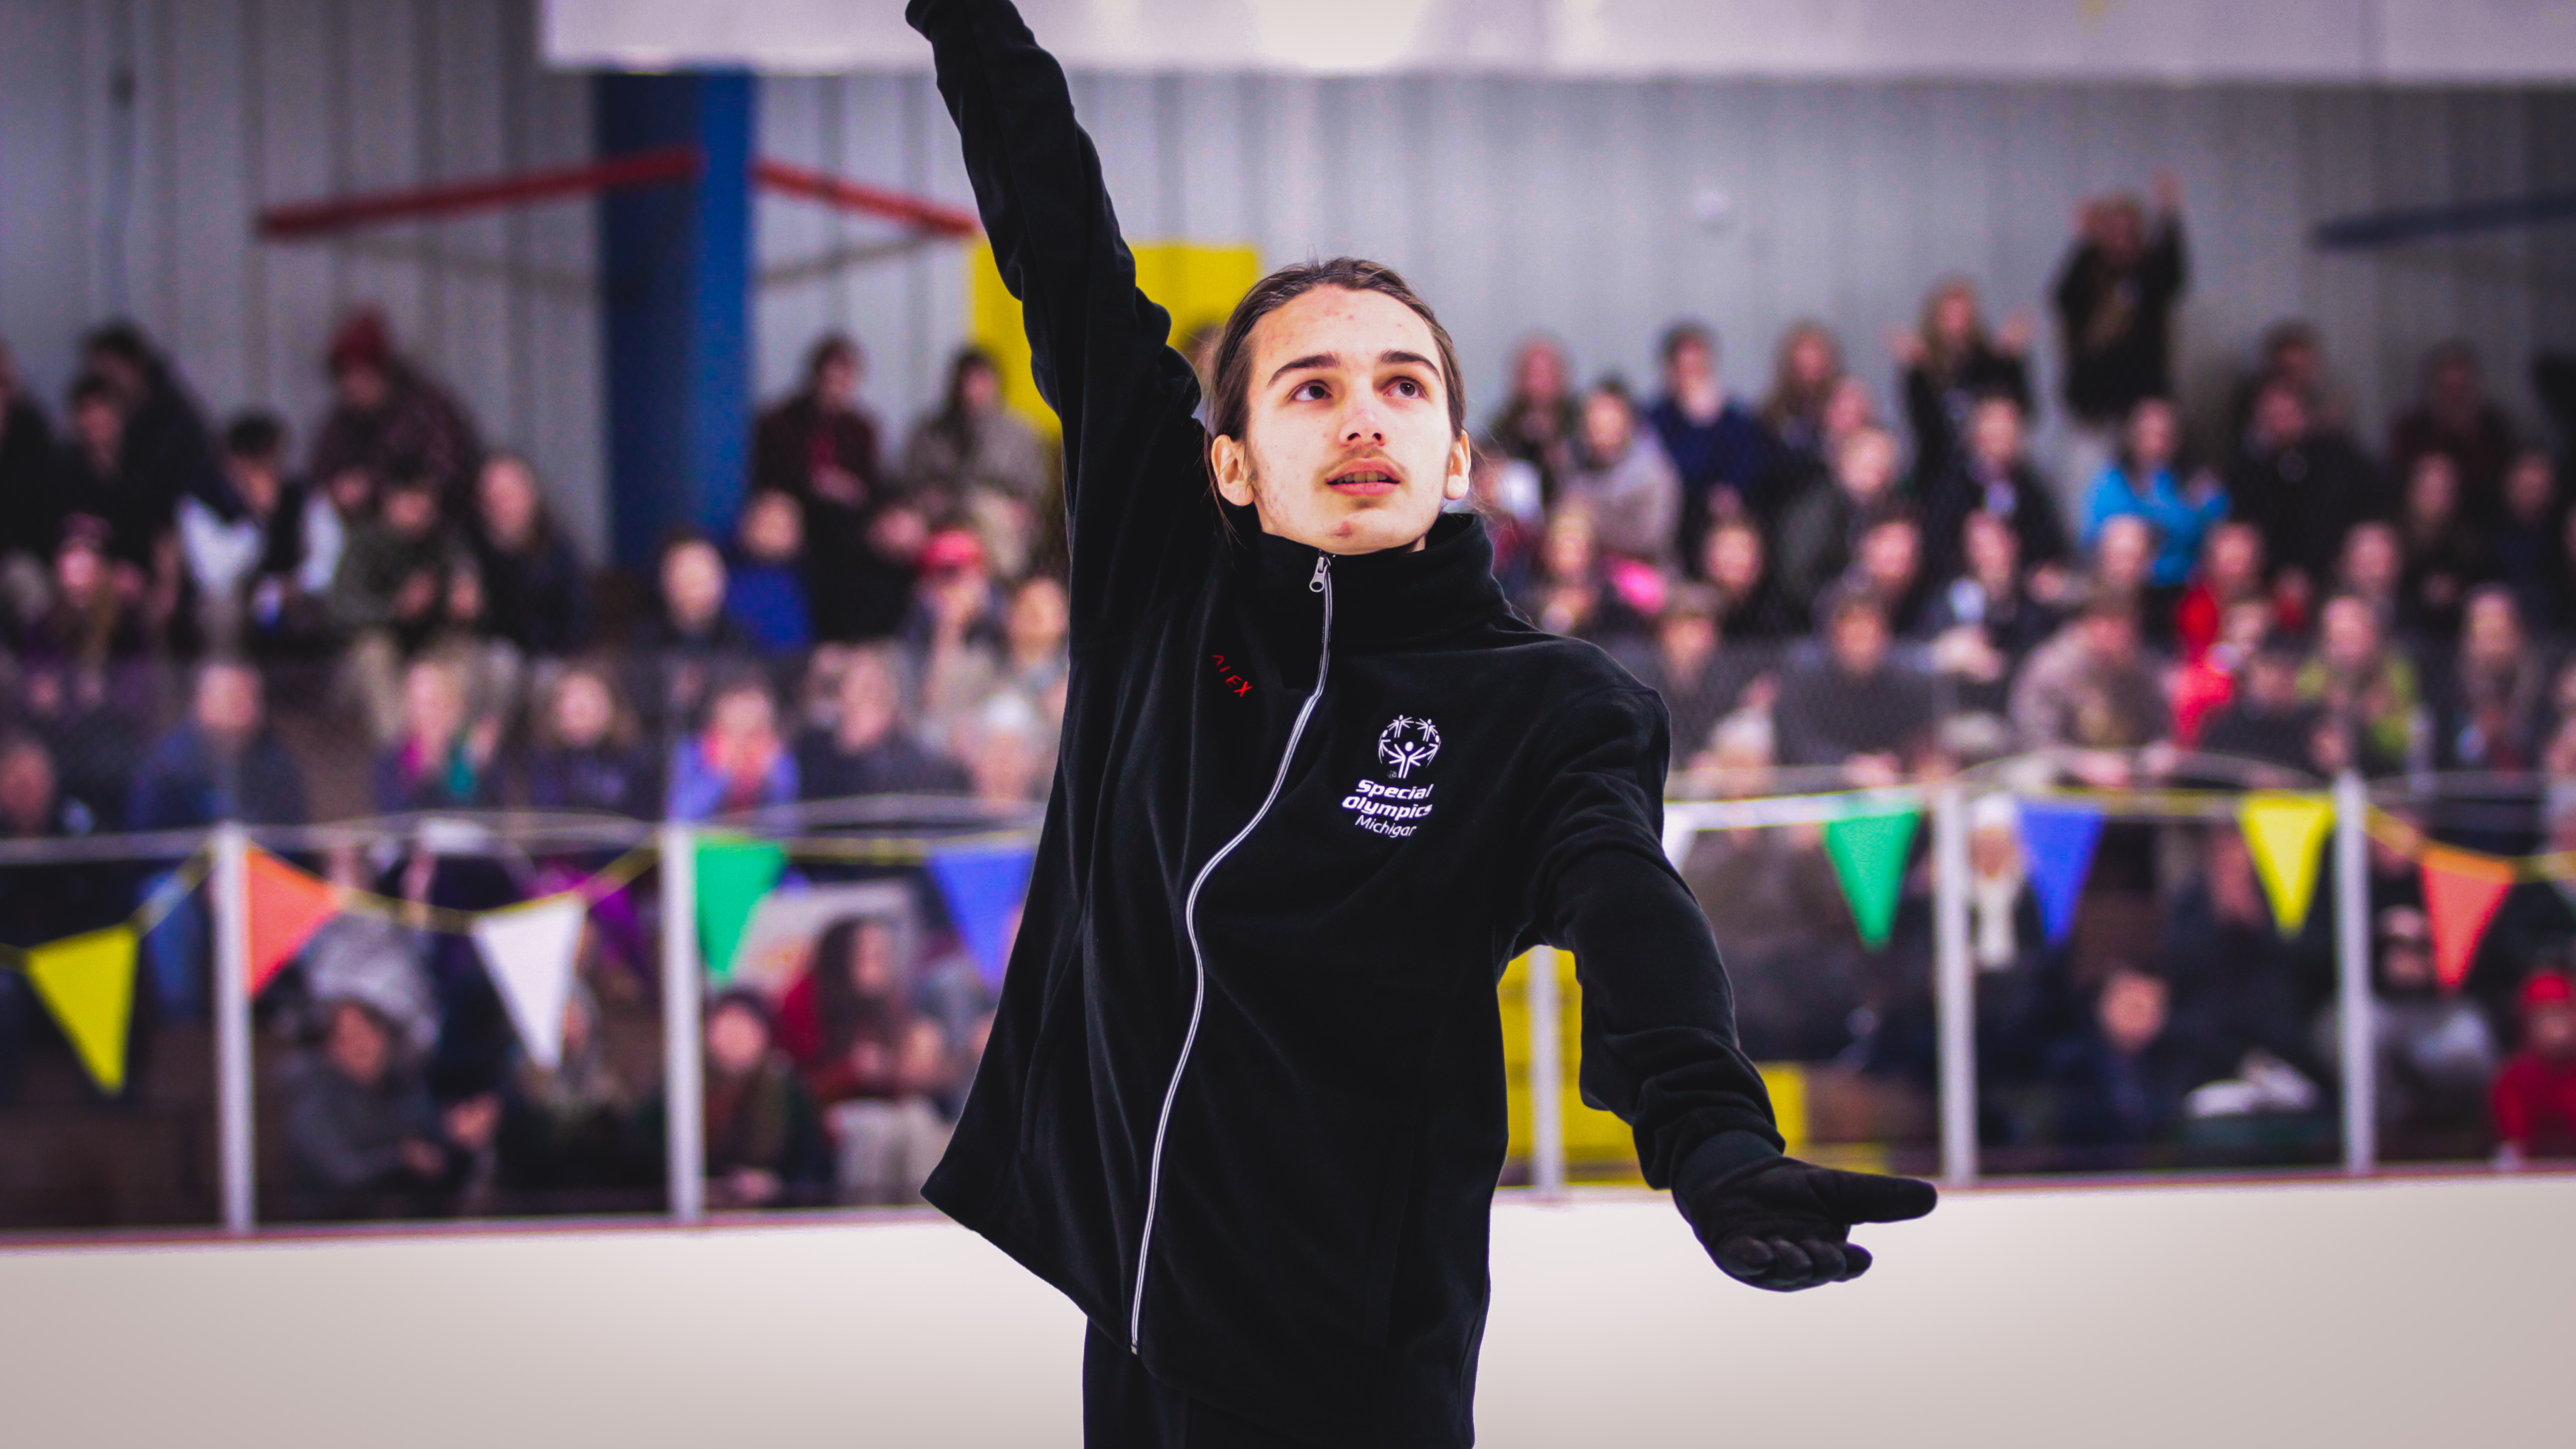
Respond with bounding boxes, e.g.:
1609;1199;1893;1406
3;0;2567;573
761;71;2576;464
0;0;604;557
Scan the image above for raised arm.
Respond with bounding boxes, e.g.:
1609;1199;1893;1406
1525;687;1933;1290
909;0;1216;631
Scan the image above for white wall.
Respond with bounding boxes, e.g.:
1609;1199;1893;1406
0;1177;2568;1447
0;0;607;559
763;69;2576;468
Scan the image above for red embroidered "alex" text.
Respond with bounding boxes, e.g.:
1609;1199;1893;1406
1208;653;1252;697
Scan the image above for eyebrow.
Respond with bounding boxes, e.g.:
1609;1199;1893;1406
1267;350;1443;386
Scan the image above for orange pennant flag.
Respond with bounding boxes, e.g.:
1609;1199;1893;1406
2420;846;2516;993
246;848;339;996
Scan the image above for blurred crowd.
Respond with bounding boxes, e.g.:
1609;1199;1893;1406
4;169;2576;1216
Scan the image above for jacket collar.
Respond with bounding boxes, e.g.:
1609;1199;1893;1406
1229;505;1509;653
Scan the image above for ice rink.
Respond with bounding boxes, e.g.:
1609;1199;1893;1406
0;1174;2564;1448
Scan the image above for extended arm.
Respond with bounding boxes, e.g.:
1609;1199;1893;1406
1529;687;1934;1290
909;0;1214;630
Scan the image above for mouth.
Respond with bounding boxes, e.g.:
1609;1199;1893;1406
1325;461;1404;497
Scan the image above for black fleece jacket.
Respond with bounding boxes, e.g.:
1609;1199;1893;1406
910;2;1780;1443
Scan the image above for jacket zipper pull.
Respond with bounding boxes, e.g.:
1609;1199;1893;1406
1309;554;1330;593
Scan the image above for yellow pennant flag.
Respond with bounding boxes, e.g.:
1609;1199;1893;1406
970;239;1263;438
2240;792;2335;938
24;926;140;1095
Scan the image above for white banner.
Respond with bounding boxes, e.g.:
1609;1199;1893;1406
472;897;589;1074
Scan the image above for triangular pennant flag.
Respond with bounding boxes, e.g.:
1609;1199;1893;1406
695;839;786;982
929;847;1037;990
246;848;339;995
2239;792;2334;938
24;926;139;1094
471;896;588;1073
2015;800;2105;947
1822;807;1922;951
2421;846;2516;993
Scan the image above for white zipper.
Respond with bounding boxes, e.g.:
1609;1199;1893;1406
1129;550;1335;1352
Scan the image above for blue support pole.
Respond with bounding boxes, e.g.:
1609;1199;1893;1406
596;72;754;569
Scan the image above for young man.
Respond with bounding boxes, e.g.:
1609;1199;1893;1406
908;3;1936;1445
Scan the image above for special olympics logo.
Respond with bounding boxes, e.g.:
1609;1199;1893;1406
1377;716;1442;779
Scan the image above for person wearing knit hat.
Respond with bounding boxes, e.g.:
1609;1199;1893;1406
2493;968;2576;1166
307;306;484;518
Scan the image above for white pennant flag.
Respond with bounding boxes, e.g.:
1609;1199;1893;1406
471;896;587;1073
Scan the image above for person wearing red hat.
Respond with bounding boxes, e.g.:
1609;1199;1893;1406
307;308;483;518
2493;969;2576;1165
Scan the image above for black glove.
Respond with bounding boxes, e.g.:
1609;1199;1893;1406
1676;1149;1938;1292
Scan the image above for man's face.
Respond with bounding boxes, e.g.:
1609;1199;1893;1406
1580;392;1632;461
1666;338;1714;398
335;364;390;413
325;1003;391;1087
663;543;726;628
384;487;439;539
2530;1000;2576;1059
196;667;261;741
1966;400;2020;467
2099;971;2167;1054
1211;287;1470;556
1829;607;1889;675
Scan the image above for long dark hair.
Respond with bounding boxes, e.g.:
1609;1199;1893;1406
1204;257;1467;445
811;913;904;1060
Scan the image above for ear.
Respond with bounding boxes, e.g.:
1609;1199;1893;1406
1442;432;1474;503
1210;433;1257;508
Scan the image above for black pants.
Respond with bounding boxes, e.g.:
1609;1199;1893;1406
1082;1323;1317;1449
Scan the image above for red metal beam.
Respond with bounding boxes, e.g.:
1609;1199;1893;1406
752;159;981;238
257;145;704;240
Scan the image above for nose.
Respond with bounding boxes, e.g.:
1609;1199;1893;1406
1341;393;1388;445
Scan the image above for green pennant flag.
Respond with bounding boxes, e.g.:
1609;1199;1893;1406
1822;807;1922;951
695;839;786;983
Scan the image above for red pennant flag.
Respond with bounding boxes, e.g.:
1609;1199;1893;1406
245;848;339;996
2420;846;2515;993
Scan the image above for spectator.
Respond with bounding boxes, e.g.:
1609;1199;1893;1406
466;453;588;660
1848;506;1935;639
1483;335;1581;504
1774;588;1937;784
374;657;500;812
668;675;798;820
2333;521;2404;634
2010;601;2169;784
900;345;1050;575
2389;342;2519;522
755;335;887;641
1925;509;2061;719
2299;594;2420;776
1629;585;1758;770
1757;321;1846;465
779;915;954;1206
634;533;758;734
699;988;831;1209
80;321;222;514
53;371;173;577
1460;444;1540;596
2494;970;2576;1165
2052;174;2188;436
306;310;483;516
1923;393;2070;585
2195;640;2327;778
2314;907;2498;1159
182;413;338;657
798;646;972;801
2435;587;2546;773
724;490;813;655
956;691;1053;806
1513;509;1642;644
523;665;658;818
2083;397;2223;594
2043;963;2195;1159
2172;521;2266;665
494;982;650;1208
0;339;59;585
19;524;160;814
1775;423;1904;621
1557;378;1681;569
2490;449;2563;628
2227;380;2387;610
2162;828;2327;1093
128;661;308;828
1753;374;1878;525
1644;322;1772;566
1697;515;1797;643
282;996;492;1220
2394;452;2491;641
1895;276;2033;479
2225;320;2356;445
331;472;463;743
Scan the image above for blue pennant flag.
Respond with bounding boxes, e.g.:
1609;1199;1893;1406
930;847;1038;990
2016;800;2104;947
